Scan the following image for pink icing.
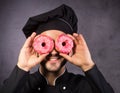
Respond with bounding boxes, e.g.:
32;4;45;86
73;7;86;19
33;35;54;54
55;34;74;54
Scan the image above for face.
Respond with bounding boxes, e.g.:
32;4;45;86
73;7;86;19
39;30;67;72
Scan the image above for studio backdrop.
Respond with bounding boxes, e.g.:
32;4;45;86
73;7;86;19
0;0;120;93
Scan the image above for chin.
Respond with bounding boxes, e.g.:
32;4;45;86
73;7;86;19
45;62;62;72
46;67;60;72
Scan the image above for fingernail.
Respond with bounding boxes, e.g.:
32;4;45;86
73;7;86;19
73;33;78;36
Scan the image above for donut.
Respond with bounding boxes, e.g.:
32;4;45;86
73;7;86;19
55;34;74;54
33;35;54;54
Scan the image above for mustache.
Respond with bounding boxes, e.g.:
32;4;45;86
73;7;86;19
45;53;62;60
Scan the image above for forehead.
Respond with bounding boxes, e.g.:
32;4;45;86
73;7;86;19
40;30;65;40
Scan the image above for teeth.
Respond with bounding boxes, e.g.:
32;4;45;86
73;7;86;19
50;58;58;61
50;58;57;60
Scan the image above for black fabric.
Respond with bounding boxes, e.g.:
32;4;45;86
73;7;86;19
36;18;73;35
85;66;114;93
0;65;114;93
41;85;58;93
22;4;78;38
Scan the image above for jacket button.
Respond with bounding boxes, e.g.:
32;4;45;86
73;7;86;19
62;86;66;90
38;87;41;91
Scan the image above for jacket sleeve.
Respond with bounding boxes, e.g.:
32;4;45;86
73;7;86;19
0;65;30;93
85;65;114;93
0;65;47;93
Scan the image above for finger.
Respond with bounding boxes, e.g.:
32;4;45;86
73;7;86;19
66;34;75;40
79;34;88;47
69;50;73;57
73;33;87;45
77;34;90;52
31;32;37;40
72;33;79;44
73;33;80;41
60;53;72;63
23;32;36;48
36;53;49;63
73;33;79;37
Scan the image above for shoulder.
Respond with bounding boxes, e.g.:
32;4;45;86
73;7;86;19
67;72;88;83
66;72;92;91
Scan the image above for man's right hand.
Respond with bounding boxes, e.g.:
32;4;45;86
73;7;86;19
17;32;49;71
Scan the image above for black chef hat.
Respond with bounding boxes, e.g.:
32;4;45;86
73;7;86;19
22;4;78;38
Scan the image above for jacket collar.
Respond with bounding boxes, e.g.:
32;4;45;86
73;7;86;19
55;69;69;85
38;68;69;86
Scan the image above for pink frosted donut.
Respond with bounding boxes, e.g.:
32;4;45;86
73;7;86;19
55;34;74;54
33;35;54;54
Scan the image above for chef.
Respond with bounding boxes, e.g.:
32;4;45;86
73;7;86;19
0;4;114;93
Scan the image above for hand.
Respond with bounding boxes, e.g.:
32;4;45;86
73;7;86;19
17;32;49;71
60;33;95;71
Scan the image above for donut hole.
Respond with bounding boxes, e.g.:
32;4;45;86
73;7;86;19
41;42;46;47
62;41;66;46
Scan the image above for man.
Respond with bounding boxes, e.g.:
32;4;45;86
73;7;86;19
0;4;114;93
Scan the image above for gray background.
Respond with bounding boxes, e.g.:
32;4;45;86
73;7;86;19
0;0;120;93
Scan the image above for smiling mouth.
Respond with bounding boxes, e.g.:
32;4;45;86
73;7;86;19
47;56;63;62
49;57;59;61
50;58;57;60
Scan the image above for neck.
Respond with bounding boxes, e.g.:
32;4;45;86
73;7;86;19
39;66;65;86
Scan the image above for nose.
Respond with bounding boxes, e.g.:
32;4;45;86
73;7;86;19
51;49;58;55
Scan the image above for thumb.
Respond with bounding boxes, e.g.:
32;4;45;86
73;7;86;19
36;53;49;64
60;53;72;63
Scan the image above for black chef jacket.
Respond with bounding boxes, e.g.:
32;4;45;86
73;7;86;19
0;65;114;93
